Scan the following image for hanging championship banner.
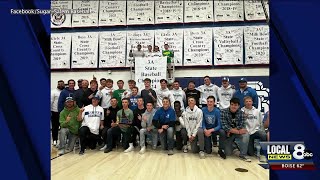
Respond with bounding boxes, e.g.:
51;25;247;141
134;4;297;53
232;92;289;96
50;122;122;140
244;0;268;21
72;1;99;27
127;0;154;25
51;1;72;28
184;0;214;23
135;57;167;91
184;28;213;66
214;0;244;22
71;32;98;69
155;1;183;24
99;31;126;68
126;30;154;67
99;1;126;26
244;25;269;64
213;26;243;65
51;33;71;69
155;29;183;66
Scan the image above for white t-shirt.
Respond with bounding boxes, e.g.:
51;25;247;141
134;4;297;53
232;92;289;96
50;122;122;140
51;88;62;112
81;104;104;135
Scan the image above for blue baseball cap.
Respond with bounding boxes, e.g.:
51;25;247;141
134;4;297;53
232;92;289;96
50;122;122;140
222;77;229;81
92;95;101;100
239;77;247;83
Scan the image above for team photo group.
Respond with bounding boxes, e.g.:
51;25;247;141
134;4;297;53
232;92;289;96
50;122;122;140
51;75;270;163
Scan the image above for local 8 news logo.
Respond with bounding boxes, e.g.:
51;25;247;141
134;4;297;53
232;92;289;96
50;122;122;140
260;142;316;170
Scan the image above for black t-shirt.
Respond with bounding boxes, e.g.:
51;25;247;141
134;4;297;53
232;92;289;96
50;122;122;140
133;107;146;129
104;106;120;128
185;89;200;106
141;89;157;107
82;88;99;106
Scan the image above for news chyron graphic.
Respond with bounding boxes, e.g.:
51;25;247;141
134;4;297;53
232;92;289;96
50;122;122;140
260;142;316;170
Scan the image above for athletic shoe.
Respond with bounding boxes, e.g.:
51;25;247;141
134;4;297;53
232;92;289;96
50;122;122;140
58;149;65;156
124;143;134;153
79;150;85;155
183;145;188;153
168;150;174;155
218;149;226;159
239;155;251;162
100;145;107;151
259;155;267;163
104;148;112;153
199;151;205;159
139;146;146;154
52;140;57;146
152;145;157;150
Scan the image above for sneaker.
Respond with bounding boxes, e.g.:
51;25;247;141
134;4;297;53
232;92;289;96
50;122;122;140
79;150;85;155
139;146;146;154
104;148;112;153
124;145;134;153
58;149;65;156
259;155;267;163
199;151;205;159
168;150;174;155
100;145;107;151
52;140;57;146
239;155;251;162
183;145;188;153
218;149;226;159
152;145;157;150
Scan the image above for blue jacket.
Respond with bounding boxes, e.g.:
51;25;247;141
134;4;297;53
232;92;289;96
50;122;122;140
58;88;75;112
233;87;258;108
152;107;176;128
202;107;221;131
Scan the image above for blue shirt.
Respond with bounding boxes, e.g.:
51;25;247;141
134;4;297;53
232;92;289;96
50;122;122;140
129;95;140;111
233;87;258;108
202;107;221;131
153;107;176;124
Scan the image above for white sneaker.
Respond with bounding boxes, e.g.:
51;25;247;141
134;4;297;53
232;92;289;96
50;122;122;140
183;145;188;153
124;143;134;153
199;151;205;159
139;146;146;154
52;140;57;146
100;145;107;151
58;149;65;156
152;145;157;150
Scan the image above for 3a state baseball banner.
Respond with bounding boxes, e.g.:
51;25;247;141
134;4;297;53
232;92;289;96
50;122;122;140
135;57;167;91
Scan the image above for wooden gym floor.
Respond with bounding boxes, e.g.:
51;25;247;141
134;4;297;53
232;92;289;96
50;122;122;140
51;145;269;180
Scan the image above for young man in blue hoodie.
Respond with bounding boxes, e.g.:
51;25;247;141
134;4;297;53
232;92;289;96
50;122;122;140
201;96;224;156
152;97;176;155
233;77;259;108
58;79;76;112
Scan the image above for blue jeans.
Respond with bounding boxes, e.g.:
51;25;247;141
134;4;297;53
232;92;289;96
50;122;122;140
219;129;249;156
248;130;267;156
58;128;77;150
159;127;174;150
140;128;158;147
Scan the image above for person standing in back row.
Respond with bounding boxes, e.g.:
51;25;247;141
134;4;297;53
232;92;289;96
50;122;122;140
58;79;76;112
233;77;259;108
51;80;65;146
197;76;219;108
113;80;126;109
185;81;201;107
140;78;157;108
156;79;175;108
170;80;186;111
217;77;235;109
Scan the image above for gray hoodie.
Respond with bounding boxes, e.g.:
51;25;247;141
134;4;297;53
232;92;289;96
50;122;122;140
156;88;175;108
182;105;203;137
217;85;235;109
170;87;186;110
141;108;157;128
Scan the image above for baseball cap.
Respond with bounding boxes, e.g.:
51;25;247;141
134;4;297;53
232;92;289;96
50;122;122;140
92;95;101;101
239;77;247;83
65;96;74;102
222;77;229;81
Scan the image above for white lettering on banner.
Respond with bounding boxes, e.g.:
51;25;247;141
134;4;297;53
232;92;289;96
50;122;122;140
184;0;214;23
72;1;99;27
244;25;269;64
244;0;268;21
155;29;183;66
99;1;126;26
135;57;167;91
127;0;154;25
155;1;183;24
184;28;212;66
213;26;243;65
71;32;98;68
50;0;72;28
51;33;71;69
126;30;154;67
214;0;244;22
99;31;126;68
